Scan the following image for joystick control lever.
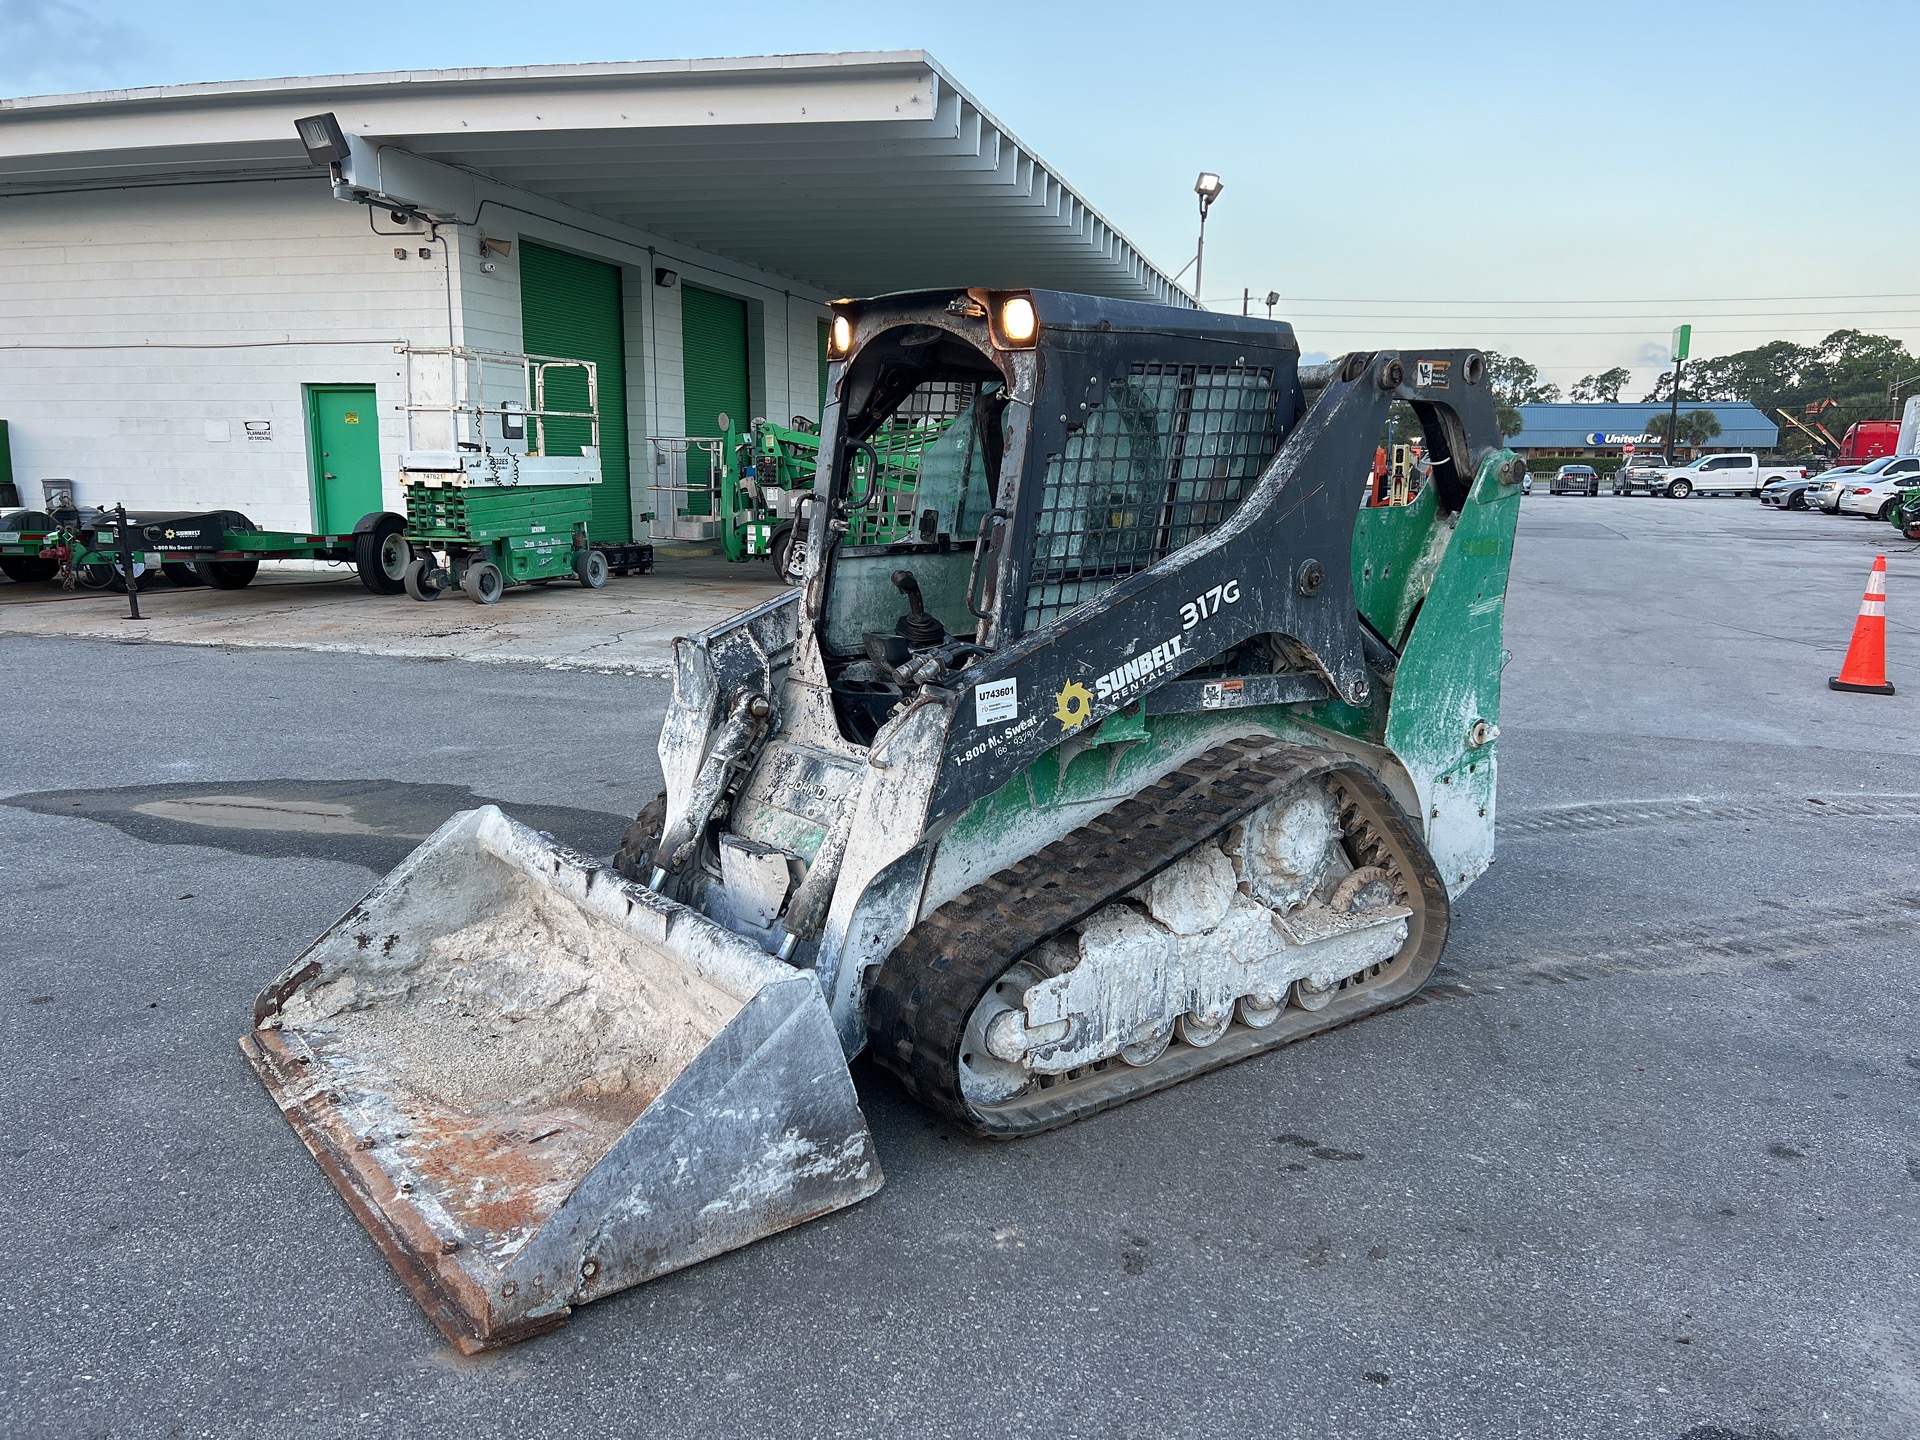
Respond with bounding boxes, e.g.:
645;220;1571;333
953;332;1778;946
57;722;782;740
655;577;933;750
891;569;947;650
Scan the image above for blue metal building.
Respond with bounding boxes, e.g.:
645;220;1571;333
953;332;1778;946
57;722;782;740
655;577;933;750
1508;402;1778;456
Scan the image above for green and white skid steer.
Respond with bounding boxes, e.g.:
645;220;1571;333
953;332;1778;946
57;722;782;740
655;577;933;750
244;290;1524;1351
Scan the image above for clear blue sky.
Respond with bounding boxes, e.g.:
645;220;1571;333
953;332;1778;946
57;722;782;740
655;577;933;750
6;0;1915;393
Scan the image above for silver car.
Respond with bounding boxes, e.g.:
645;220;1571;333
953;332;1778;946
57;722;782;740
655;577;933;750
1805;466;1863;512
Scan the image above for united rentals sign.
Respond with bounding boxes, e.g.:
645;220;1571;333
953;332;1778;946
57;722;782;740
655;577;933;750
1587;431;1654;445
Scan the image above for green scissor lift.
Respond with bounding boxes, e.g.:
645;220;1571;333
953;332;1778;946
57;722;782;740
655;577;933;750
397;347;650;603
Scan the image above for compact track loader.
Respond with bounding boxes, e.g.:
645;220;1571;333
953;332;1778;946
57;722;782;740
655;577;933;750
246;289;1523;1350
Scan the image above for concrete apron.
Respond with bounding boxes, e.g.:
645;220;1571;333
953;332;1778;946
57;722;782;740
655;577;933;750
0;550;787;675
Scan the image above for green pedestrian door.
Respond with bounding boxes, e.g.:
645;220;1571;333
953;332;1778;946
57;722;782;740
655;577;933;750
520;241;633;543
306;386;382;533
682;286;750;515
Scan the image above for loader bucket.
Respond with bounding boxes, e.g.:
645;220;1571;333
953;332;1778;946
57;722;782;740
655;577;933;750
241;806;881;1353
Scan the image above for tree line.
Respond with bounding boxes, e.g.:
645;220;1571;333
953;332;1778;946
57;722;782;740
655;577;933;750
1481;330;1917;456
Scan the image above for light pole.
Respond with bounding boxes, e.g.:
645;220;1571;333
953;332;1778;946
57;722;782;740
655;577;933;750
1192;172;1223;308
1265;290;1279;320
1664;323;1691;461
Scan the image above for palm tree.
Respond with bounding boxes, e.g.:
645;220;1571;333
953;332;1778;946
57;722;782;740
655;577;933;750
1644;408;1723;455
1679;409;1722;448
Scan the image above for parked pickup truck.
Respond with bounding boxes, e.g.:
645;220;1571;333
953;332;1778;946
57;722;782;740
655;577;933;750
1641;453;1806;498
1610;455;1673;495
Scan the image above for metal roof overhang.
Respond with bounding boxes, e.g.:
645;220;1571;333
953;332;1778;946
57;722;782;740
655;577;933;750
0;53;1186;304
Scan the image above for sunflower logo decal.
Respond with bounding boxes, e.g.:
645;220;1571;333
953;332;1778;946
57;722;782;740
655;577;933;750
1053;680;1093;730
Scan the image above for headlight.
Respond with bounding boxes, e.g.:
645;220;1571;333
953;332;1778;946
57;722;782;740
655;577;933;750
995;294;1038;348
828;313;854;358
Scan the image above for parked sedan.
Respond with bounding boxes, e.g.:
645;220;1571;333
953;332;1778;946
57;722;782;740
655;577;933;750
1837;455;1920;518
1760;473;1819;509
1550;464;1601;496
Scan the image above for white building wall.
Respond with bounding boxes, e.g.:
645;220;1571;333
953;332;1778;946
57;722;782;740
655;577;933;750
0;154;836;538
0;178;448;529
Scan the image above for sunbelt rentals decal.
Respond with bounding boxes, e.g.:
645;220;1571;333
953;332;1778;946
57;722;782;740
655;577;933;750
1094;633;1189;703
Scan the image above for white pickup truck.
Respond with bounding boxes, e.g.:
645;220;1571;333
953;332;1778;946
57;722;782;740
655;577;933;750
1637;453;1806;499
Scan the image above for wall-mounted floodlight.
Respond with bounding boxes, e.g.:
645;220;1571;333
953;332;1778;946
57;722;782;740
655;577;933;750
654;267;679;289
294;113;351;168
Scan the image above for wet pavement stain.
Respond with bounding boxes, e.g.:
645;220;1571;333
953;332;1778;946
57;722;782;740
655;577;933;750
4;778;629;871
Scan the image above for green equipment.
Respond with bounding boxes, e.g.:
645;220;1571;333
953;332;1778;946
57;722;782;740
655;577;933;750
395;346;652;603
1894;484;1920;541
713;410;967;578
398;478;653;602
715;416;820;574
247;289;1523;1353
0;503;417;594
1;348;651;604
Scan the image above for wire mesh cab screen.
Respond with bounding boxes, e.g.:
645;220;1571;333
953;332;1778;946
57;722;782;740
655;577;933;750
1024;362;1280;632
844;379;993;549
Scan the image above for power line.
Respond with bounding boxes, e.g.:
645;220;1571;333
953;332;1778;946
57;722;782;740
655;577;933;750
1276;319;1920;337
1261;308;1920;321
1203;291;1920;307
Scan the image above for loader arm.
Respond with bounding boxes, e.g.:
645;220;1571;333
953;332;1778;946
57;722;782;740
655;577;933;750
924;348;1504;822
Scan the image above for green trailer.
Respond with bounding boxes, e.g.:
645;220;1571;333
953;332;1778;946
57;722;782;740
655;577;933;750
0;505;416;593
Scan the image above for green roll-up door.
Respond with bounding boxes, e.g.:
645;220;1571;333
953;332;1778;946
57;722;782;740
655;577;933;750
519;240;631;543
681;285;750;514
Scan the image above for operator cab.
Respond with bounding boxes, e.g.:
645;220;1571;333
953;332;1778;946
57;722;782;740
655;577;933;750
815;301;1014;742
814;290;1303;745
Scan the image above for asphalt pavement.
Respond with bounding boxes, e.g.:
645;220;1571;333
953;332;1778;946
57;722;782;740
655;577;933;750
2;495;1915;1440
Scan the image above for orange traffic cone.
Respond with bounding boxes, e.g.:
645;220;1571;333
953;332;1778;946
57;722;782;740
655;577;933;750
1829;555;1895;695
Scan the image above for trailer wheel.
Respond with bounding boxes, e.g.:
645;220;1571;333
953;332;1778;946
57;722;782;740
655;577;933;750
161;562;203;587
403;557;443;601
353;513;411;595
0;556;58;583
575;548;609;589
466;560;504;605
193;559;258;589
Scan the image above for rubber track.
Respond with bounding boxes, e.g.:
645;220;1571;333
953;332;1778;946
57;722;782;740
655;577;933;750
866;736;1449;1136
611;791;669;883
